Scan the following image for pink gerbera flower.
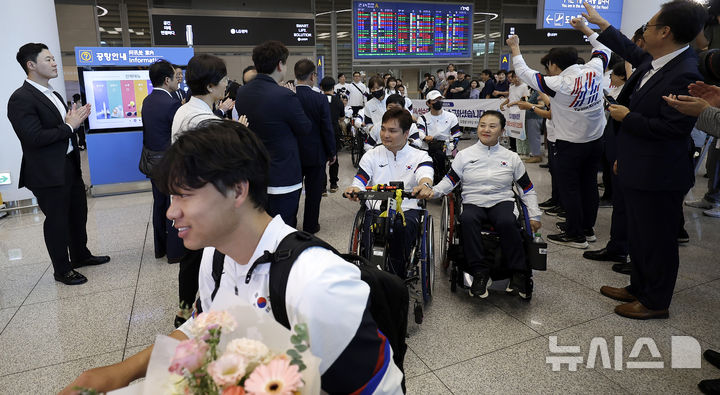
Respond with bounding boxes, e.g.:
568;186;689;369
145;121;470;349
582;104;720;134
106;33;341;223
244;358;303;395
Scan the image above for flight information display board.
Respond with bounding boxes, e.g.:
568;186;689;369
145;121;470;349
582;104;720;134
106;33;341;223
353;1;473;59
152;14;314;47
537;0;623;30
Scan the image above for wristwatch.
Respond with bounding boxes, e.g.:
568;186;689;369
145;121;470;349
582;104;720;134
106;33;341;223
531;105;537;112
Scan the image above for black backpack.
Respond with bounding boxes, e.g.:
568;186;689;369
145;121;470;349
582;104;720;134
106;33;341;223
204;231;408;380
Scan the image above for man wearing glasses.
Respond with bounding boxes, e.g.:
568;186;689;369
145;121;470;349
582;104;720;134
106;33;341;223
578;0;706;320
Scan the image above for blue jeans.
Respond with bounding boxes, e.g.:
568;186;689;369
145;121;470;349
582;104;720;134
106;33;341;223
526;117;543;156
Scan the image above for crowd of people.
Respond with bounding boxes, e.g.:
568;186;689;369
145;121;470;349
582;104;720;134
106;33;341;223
6;0;720;393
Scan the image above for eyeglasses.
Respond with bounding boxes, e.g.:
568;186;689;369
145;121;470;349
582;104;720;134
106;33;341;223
641;23;663;33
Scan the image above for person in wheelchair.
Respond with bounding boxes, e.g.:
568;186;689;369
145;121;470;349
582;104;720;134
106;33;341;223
344;108;434;279
417;90;462;184
417;111;542;299
364;94;423;152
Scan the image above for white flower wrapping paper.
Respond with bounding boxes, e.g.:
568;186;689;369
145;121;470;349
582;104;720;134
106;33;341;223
108;304;321;395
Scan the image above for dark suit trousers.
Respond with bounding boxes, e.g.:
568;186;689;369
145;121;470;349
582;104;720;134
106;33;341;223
150;180;184;261
624;188;685;310
31;156;91;275
606;173;628;256
302;165;326;233
267;189;302;228
555;139;602;237
461;202;526;276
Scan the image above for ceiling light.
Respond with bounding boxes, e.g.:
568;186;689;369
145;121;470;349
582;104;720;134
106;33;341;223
114;27;122;31
136;31;144;35
96;5;108;17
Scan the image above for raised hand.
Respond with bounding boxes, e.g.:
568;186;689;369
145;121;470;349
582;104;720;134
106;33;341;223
506;34;520;48
581;1;610;30
237;114;249;127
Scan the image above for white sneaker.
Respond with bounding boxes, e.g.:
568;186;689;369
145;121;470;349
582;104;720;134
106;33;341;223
685;198;718;209
703;206;720;218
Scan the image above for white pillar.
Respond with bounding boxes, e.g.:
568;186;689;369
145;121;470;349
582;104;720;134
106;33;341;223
0;0;67;202
620;0;666;38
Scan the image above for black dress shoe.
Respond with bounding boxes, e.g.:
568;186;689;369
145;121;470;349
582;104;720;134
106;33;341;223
698;378;720;394
583;247;628;263
72;255;110;269
54;270;88;285
678;228;690;244
705;349;720;369
167;257;182;264
539;198;558;209
612;262;632;275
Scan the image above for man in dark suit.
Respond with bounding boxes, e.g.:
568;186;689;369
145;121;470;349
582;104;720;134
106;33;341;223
579;1;707;319
234;41;312;227
140;60;184;263
7;43;110;285
172;65;187;103
293;59;337;233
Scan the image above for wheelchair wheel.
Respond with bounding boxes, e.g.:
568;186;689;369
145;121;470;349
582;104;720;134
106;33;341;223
420;214;435;304
440;195;453;270
348;207;365;255
351;131;363;168
450;264;458;293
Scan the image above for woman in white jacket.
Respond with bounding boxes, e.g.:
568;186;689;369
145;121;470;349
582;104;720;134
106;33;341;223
417;110;542;300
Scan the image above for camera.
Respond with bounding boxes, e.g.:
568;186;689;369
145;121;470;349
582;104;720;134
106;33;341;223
698;48;720;85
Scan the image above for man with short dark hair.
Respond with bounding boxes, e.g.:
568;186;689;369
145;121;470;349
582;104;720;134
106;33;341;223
582;0;707;320
8;43;110;285
241;65;257;84
60;120;403;394
347;71;367;117
321;76;346;193
345;108;434;278
141;60;183;264
447;70;471;99
509;14;612;250
235;40;312;228
293;59;337;233
172;65;186;102
478;69;496;99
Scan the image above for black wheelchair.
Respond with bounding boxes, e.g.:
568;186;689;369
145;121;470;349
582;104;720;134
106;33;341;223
440;184;547;299
346;182;435;324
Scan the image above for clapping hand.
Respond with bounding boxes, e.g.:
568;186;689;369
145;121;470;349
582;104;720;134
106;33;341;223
65;103;92;129
662;94;710;117
688;81;720;107
218;97;234;113
237;114;249;127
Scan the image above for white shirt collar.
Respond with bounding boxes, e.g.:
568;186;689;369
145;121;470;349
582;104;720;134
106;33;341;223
26;78;53;94
153;87;174;97
650;45;689;72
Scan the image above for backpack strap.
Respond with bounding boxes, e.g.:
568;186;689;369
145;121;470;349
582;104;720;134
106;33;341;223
268;231;339;329
210;249;226;301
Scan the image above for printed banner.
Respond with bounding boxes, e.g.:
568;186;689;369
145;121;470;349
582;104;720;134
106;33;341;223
503;106;527;140
411;99;504;128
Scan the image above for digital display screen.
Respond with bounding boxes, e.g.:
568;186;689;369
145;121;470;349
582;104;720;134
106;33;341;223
80;69;153;131
353;1;473;59
505;23;590;45
152;14;315;47
537;0;623;30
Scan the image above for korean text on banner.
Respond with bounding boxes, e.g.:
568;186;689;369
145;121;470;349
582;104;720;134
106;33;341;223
411;99;503;128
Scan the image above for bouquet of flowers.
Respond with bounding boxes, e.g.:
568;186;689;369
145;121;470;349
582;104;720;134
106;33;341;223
108;305;320;395
166;310;312;394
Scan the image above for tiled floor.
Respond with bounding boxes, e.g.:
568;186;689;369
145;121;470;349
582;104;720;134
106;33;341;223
0;141;718;394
